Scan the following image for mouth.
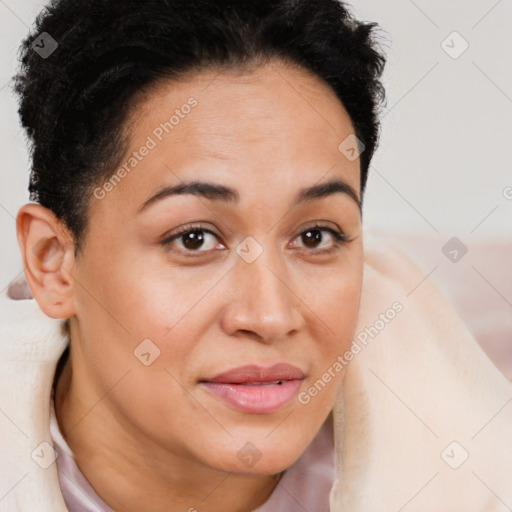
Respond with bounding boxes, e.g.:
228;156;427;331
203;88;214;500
199;363;306;414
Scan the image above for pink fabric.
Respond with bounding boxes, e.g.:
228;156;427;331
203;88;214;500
50;389;335;511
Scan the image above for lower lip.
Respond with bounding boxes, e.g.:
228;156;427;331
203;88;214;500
201;379;303;414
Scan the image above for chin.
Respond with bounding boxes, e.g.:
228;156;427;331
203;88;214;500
202;430;310;476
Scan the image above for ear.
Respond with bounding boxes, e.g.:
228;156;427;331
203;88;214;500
16;203;77;319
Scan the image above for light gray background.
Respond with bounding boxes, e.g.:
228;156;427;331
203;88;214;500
1;0;511;288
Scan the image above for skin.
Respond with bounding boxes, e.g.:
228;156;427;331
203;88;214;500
17;60;363;512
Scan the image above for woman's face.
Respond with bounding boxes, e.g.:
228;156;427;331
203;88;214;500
67;60;363;475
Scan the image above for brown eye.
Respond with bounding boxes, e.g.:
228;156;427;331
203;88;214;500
301;228;324;249
179;230;207;250
292;224;349;253
162;225;222;253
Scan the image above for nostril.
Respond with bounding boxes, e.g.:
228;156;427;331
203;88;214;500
238;329;262;342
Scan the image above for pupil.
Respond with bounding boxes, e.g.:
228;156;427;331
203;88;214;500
303;229;321;248
183;230;204;250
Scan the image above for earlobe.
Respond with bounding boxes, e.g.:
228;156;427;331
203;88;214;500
16;203;76;319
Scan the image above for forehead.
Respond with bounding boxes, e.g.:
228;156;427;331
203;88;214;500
133;61;357;162
90;61;361;221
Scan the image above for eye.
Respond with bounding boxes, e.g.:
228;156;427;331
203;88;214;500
160;222;350;256
161;223;223;253
290;223;349;254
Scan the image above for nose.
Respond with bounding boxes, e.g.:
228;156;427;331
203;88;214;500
220;248;306;344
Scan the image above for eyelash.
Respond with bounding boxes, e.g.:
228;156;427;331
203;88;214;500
160;222;350;257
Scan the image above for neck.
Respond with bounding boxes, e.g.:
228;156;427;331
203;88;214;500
54;356;284;512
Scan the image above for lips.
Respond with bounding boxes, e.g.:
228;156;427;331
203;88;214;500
204;363;305;384
200;363;305;414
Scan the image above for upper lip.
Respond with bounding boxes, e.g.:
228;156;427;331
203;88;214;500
202;363;306;384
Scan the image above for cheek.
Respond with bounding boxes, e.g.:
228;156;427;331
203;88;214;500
70;256;204;452
329;275;362;348
71;248;217;411
308;257;363;350
74;243;184;338
301;257;363;401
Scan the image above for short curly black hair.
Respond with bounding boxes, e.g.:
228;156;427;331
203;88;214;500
13;0;386;251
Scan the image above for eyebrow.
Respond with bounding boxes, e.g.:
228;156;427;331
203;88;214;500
138;177;361;213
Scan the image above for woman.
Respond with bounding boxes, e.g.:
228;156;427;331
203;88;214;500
1;0;511;510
